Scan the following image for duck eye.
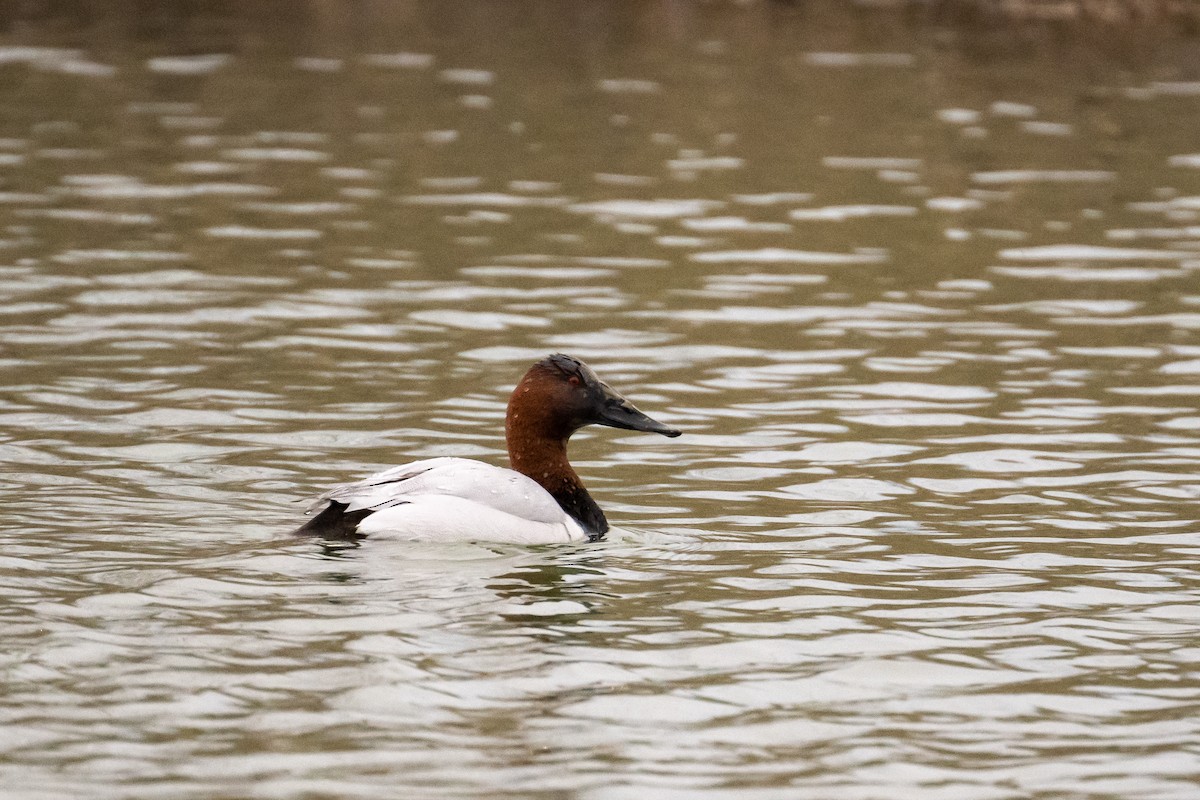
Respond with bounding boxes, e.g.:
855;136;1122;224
567;374;582;387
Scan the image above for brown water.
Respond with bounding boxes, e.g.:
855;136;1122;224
2;2;1199;798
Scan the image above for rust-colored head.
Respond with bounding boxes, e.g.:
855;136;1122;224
505;353;680;450
504;354;680;537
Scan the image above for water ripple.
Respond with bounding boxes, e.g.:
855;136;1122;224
2;6;1199;799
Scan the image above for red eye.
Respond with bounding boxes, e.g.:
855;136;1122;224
568;375;581;387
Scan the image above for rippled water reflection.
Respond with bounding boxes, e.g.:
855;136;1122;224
2;2;1199;798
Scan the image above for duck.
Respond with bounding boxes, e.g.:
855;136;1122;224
295;354;681;544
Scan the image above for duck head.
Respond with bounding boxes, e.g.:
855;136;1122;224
508;353;681;441
505;353;679;538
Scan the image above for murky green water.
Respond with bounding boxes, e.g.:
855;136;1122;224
2;2;1199;798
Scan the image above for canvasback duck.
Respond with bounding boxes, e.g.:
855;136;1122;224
295;354;681;544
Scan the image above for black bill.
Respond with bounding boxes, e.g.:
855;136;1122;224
594;383;682;437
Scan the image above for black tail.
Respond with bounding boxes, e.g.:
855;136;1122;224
294;501;374;540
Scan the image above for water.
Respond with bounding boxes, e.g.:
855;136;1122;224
2;2;1199;798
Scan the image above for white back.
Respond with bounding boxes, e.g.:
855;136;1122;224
306;457;584;541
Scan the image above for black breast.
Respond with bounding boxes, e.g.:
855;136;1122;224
551;485;609;541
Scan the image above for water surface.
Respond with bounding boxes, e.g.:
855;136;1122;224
2;3;1199;798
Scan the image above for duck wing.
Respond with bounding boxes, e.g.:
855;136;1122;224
305;456;568;525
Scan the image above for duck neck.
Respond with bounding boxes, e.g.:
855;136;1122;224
506;419;609;538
